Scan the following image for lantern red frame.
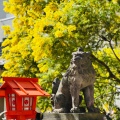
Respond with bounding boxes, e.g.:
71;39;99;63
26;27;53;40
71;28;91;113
0;77;50;120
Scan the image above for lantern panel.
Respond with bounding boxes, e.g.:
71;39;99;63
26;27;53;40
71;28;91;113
8;93;16;111
22;97;33;110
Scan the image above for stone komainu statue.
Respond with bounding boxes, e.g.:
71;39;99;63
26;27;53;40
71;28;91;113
52;48;99;113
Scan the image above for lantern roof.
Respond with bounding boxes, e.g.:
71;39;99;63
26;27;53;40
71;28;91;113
0;77;50;97
0;89;5;97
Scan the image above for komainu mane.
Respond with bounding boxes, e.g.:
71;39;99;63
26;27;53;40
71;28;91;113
51;48;99;113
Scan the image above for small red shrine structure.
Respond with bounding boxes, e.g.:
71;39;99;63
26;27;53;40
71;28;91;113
0;77;50;120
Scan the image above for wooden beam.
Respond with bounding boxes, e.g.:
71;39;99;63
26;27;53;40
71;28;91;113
13;80;29;95
30;81;49;96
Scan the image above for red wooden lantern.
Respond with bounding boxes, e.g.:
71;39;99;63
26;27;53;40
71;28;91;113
0;77;50;120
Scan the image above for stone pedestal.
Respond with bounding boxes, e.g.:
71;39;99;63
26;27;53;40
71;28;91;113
42;113;106;120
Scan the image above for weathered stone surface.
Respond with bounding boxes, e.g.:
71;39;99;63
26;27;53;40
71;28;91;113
42;113;106;120
52;48;99;113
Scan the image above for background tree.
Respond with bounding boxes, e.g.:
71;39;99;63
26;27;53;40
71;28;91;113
1;0;120;118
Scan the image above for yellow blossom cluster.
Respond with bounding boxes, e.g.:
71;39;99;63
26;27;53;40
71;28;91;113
1;0;120;82
2;26;11;35
1;0;119;79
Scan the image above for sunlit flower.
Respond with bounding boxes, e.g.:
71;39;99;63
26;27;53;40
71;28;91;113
2;26;11;35
55;30;64;38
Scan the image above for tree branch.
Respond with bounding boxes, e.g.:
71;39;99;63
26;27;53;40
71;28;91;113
109;40;120;62
99;35;120;62
91;54;120;83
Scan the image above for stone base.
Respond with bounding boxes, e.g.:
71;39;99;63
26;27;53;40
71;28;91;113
42;113;106;120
